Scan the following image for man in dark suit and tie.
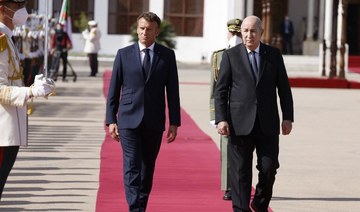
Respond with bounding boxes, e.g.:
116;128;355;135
215;16;294;212
280;15;294;55
106;12;181;212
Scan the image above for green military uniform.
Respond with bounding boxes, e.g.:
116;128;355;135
209;18;242;195
209;48;230;192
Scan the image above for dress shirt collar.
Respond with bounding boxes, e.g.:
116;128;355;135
246;45;260;54
0;22;13;37
138;42;155;52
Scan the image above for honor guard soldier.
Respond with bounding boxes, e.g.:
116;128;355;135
0;0;55;200
209;18;242;201
82;20;101;77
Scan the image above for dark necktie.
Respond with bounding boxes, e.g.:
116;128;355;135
250;51;259;80
143;48;151;77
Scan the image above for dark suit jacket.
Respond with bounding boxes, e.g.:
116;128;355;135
106;43;181;131
280;20;294;37
215;43;293;136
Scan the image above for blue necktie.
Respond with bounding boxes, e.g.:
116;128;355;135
143;48;151;77
250;51;258;80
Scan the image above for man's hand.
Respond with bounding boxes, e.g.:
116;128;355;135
167;125;178;143
217;121;230;135
109;123;119;141
282;120;293;135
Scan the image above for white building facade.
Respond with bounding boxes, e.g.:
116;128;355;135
37;0;360;65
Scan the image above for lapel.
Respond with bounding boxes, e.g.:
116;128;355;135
145;43;161;83
239;44;257;85
133;43;143;72
258;43;268;83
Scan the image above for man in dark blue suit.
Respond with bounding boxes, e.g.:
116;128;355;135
215;16;294;212
106;12;181;212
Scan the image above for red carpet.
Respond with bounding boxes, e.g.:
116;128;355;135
288;56;360;89
96;71;273;212
289;77;360;89
349;56;360;74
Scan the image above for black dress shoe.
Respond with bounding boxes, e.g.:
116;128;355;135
223;190;232;200
250;201;267;212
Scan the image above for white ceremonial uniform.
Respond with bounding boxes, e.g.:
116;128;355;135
0;23;28;147
82;27;101;54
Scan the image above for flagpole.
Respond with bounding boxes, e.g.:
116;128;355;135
44;0;49;78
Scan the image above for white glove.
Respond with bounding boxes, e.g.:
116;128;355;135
28;74;56;99
34;74;55;86
82;29;89;38
210;120;216;128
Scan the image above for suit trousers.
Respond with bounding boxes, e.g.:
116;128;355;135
229;116;279;212
119;123;163;212
0;146;19;200
88;53;98;76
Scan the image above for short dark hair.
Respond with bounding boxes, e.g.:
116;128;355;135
137;12;161;27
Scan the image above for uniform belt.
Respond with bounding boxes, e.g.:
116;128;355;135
8;74;23;81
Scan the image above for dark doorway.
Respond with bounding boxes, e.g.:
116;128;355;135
347;4;360;55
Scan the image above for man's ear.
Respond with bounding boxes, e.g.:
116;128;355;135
155;28;160;36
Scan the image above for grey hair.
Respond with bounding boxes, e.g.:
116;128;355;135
241;16;263;31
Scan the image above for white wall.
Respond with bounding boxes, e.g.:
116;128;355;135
176;0;229;63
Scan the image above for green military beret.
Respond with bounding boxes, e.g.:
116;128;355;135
227;18;242;33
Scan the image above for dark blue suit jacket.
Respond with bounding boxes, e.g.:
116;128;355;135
106;43;181;131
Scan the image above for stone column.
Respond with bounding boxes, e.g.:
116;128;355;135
247;0;254;16
318;0;325;40
306;0;315;40
235;0;246;20
303;0;319;55
319;0;333;76
329;0;339;78
338;0;348;79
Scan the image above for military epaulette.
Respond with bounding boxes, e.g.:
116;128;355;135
0;33;8;52
212;48;226;54
211;48;226;82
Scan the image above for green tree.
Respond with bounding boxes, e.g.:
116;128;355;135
73;12;89;32
130;20;177;49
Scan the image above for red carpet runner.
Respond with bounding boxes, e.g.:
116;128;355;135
96;71;272;212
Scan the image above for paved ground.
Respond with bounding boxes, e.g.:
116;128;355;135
1;56;360;211
1;66;105;211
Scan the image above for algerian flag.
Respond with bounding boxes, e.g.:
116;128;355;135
58;0;69;25
58;0;72;42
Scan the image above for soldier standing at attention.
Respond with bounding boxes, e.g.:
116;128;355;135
209;18;242;201
0;0;55;200
82;20;101;77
